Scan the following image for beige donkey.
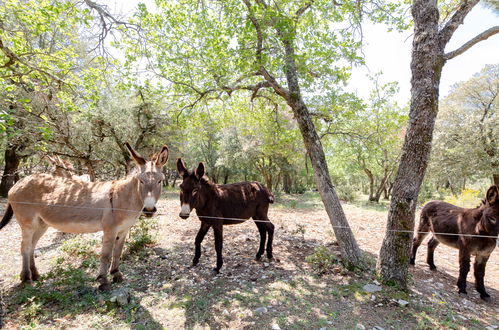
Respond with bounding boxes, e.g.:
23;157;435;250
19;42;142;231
45;155;91;181
0;143;168;290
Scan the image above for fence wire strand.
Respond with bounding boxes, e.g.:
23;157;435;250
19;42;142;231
3;200;499;240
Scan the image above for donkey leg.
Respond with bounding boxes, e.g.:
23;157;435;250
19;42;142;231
410;215;430;265
457;247;471;295
265;221;275;260
20;226;35;283
212;224;224;273
110;230;128;283
254;222;267;261
426;237;440;270
29;221;48;281
97;230;117;291
474;254;490;300
193;222;211;266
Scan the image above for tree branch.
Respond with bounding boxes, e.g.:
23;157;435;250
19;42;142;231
438;0;480;50
444;26;499;60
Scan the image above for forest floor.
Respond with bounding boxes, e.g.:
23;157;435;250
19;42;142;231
0;191;498;329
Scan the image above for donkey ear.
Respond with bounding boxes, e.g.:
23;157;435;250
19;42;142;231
125;142;146;166
176;158;188;177
154;145;169;167
195;162;205;179
486;185;499;205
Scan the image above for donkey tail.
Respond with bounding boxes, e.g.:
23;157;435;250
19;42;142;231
268;194;274;204
264;187;274;204
0;204;14;230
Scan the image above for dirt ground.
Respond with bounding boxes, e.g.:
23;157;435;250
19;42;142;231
0;192;498;329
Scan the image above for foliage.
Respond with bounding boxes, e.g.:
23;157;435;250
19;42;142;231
428;64;498;189
126;216;159;255
443;188;482;208
306;246;340;275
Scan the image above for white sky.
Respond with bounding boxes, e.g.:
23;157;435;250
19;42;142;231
349;3;499;106
105;1;499;106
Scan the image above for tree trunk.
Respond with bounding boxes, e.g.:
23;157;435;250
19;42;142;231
276;38;362;267
377;0;480;287
494;173;499;186
283;172;292;194
0;145;21;197
377;0;441;286
364;167;375;201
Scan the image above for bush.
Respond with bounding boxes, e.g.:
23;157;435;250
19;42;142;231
444;188;482;208
126;216;158;255
60;236;99;258
305;246;340;275
336;185;357;202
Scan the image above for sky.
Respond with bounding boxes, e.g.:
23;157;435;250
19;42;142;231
105;1;498;106
349;3;499;105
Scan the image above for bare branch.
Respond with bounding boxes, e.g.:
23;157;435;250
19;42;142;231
438;0;480;50
444;26;499;60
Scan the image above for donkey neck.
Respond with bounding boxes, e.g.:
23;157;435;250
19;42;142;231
469;205;488;234
111;176;144;212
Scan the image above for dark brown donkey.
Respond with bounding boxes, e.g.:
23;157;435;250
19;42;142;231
176;158;275;273
410;185;499;300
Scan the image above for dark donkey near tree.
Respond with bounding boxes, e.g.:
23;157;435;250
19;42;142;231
177;159;275;273
0;143;169;290
410;185;499;300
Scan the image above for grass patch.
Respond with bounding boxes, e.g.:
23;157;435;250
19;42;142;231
306;246;340;275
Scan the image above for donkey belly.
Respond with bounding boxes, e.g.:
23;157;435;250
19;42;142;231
38;208;105;234
434;234;459;249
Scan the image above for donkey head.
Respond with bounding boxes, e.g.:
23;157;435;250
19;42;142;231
177;158;209;219
482;185;499;235
125;143;169;218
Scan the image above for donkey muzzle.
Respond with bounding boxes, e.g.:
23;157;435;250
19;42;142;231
142;207;157;218
179;203;191;219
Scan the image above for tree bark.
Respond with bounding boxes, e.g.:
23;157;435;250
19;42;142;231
277;39;362;267
0;145;21;197
377;0;482;287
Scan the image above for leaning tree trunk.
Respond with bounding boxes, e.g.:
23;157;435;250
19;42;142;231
0;145;21;197
377;0;482;287
276;39;363;267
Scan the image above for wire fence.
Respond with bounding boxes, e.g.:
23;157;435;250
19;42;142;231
3;200;499;240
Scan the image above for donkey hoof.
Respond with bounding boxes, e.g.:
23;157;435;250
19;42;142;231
458;291;467;297
20;279;33;287
112;274;124;283
211;268;220;275
479;292;491;301
255;255;262;261
98;283;112;291
429;265;437;271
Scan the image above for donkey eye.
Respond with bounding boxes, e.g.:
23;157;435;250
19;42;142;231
157;180;162;184
489;217;497;224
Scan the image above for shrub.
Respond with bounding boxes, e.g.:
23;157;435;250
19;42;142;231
336;185;357;202
306;246;340;275
60;236;99;258
126;216;158;255
444;188;482;208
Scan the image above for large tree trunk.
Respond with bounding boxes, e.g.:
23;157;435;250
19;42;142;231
377;0;481;287
494;173;499;186
0;145;21;197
